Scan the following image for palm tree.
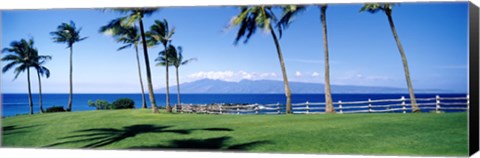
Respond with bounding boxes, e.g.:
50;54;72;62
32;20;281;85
100;19;148;109
154;44;174;111
360;3;420;112
147;19;175;113
50;21;87;112
111;8;160;113
229;6;294;114
278;5;335;113
156;45;196;112
319;5;335;113
31;49;52;113
2;38;37;115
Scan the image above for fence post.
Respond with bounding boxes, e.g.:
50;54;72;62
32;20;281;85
368;98;372;113
401;96;406;114
467;95;470;110
204;104;207;114
181;103;184;113
338;100;343;114
306;101;309;114
237;105;240;115
277;102;280;114
436;95;441;113
220;104;223;114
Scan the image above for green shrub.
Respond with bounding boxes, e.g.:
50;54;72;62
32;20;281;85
45;106;66;113
111;98;135;109
88;99;112;110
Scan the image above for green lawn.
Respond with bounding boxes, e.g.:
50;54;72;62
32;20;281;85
1;110;468;156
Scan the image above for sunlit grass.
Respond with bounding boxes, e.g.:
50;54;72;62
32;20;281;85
2;110;468;156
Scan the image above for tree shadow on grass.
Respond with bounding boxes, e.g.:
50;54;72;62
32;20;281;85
129;136;272;151
2;125;39;136
44;124;233;148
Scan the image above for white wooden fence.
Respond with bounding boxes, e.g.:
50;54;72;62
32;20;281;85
180;95;469;115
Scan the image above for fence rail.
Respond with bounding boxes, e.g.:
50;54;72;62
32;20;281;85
179;95;469;115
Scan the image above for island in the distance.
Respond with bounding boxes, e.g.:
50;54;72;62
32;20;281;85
157;79;455;94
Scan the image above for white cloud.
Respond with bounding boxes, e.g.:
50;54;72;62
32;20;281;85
260;72;277;77
350;73;392;81
187;71;279;82
312;72;320;77
187;71;235;81
295;71;302;77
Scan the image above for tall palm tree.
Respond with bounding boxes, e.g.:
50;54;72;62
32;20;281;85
100;19;148;109
154;44;174;112
319;5;335;113
229;6;294;114
111;8;159;113
147;19;175;113
156;45;196;112
50;21;87;112
31;49;52;113
2;38;37;115
360;3;420;112
278;5;335;113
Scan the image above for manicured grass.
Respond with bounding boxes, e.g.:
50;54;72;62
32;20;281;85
1;110;468;156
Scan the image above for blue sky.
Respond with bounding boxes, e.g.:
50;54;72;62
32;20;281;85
1;2;469;93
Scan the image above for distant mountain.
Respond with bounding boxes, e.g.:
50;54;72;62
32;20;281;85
156;79;452;94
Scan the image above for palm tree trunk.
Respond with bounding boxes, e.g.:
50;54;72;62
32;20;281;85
67;46;73;112
268;24;292;114
385;11;420;113
139;18;159;113
321;5;335;113
27;68;33;115
175;67;181;112
135;44;147;109
164;45;172;113
37;70;44;113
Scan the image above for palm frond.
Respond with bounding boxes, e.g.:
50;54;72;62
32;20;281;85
1;54;22;61
2;38;50;81
155;44;177;67
230;7;249;26
166;46;197;67
37;55;52;61
38;66;50;78
78;36;88;42
2;61;20;74
244;12;258;44
180;58;197;66
112;8;159;16
35;55;52;66
230;6;282;45
13;64;27;79
99;19;121;34
117;44;132;51
122;14;141;27
147;19;175;47
140;8;158;17
101;18;140;51
51;21;86;48
359;3;396;13
276;5;306;38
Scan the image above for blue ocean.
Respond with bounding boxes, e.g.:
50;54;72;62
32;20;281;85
1;93;468;117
